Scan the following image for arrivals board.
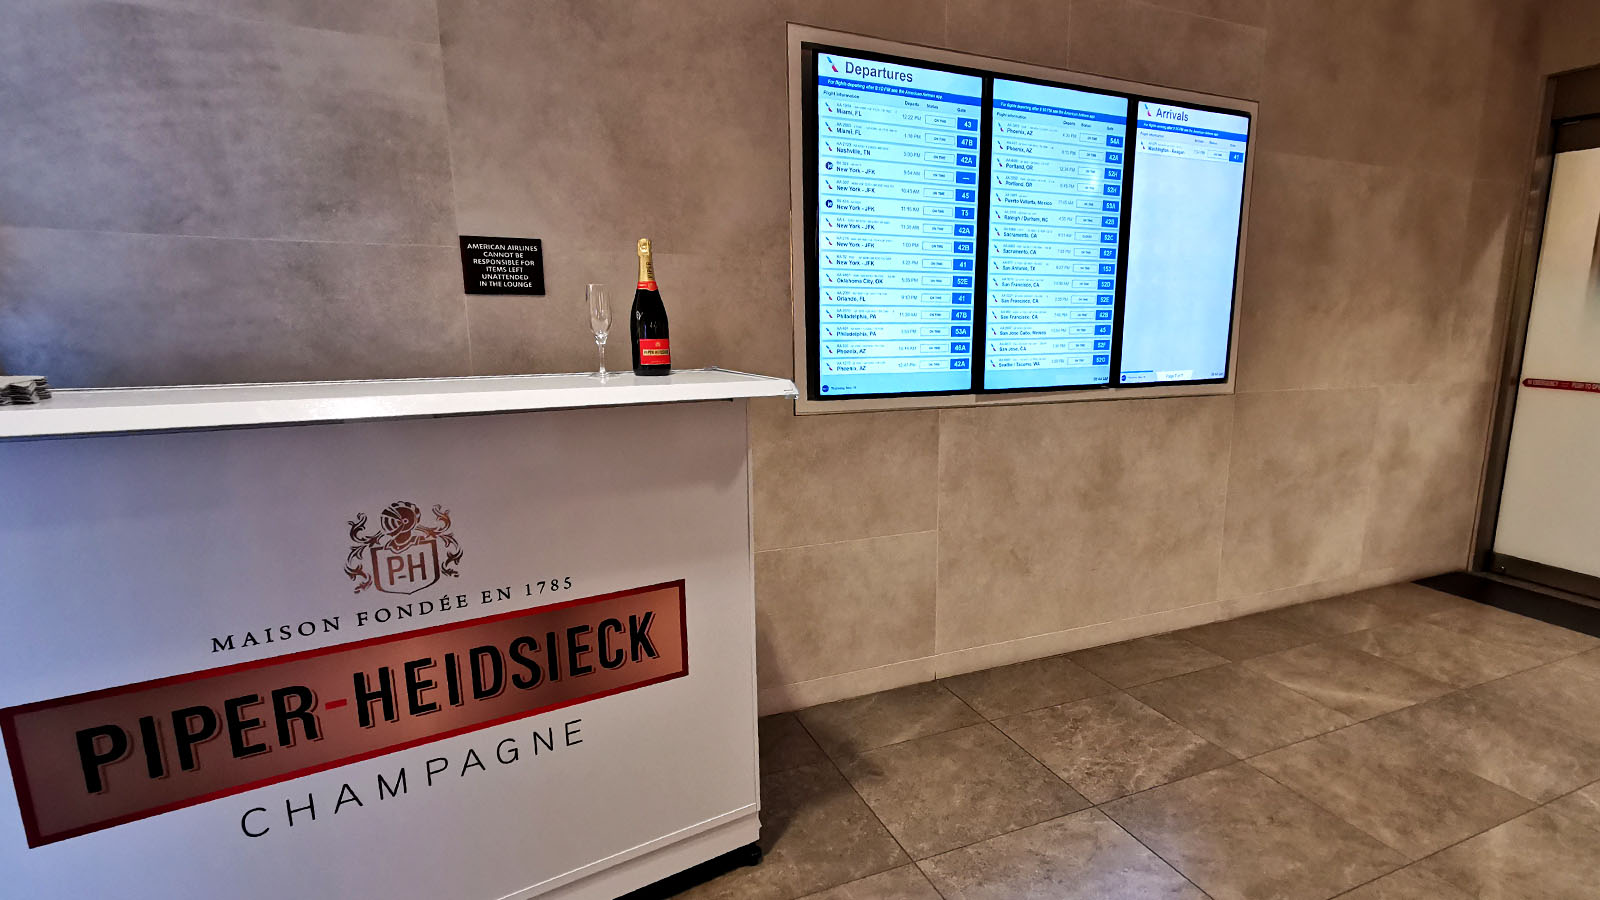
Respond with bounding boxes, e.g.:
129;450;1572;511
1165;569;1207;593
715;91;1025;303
1119;102;1250;385
801;45;1253;402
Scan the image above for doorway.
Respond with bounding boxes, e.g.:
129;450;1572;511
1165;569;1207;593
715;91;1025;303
1480;65;1600;600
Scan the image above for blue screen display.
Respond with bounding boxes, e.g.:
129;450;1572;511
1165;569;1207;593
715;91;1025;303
813;53;983;398
983;79;1126;391
1118;102;1249;384
807;50;1250;400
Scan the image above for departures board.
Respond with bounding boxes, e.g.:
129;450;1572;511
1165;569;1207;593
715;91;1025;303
799;42;1252;404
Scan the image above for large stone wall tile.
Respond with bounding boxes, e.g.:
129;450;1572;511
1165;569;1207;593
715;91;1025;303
1260;0;1498;175
441;0;789;259
936;396;1232;652
1069;0;1265;99
0;227;467;386
751;398;940;551
755;531;937;686
1220;388;1380;597
0;0;454;243
1236;152;1473;392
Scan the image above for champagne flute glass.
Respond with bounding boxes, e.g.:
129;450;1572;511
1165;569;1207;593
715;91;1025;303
587;283;611;379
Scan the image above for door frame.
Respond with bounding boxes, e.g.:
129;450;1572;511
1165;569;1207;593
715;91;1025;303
1474;64;1600;600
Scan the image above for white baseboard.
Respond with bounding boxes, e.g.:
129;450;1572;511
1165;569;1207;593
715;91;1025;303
756;572;1452;715
757;595;1236;714
758;656;936;715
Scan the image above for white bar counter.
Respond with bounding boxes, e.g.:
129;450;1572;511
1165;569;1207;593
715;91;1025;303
0;369;794;900
0;368;795;439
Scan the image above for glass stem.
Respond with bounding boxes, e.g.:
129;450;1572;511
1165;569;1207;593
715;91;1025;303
596;336;607;376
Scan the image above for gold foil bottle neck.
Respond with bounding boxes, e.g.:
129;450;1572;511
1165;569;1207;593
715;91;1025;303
636;238;655;284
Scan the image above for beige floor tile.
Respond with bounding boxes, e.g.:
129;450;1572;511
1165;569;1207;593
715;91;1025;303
1545;781;1600;834
1103;764;1404;900
1555;646;1600;679
1256;593;1410;638
1242;641;1451;720
1251;722;1534;858
1466;661;1600;746
1349;582;1481;619
797;683;982;761
760;712;829;774
1333;865;1473;899
744;602;1600;900
837;723;1088;859
1172;612;1320;661
677;762;907;900
1128;664;1353;757
1420;807;1600;900
797;865;941;900
1420;603;1599;663
1371;692;1600;802
995;692;1235;804
918;810;1205;900
1334;620;1544;688
1069;634;1228;688
939;654;1113;720
1257;582;1470;637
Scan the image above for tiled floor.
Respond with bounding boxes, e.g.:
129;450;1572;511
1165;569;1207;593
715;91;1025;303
678;582;1600;900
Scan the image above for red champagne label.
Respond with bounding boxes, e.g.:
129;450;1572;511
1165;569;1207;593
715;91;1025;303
638;339;670;365
636;280;657;290
0;582;688;847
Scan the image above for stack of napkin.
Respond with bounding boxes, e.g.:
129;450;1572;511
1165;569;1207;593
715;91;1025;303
0;376;53;406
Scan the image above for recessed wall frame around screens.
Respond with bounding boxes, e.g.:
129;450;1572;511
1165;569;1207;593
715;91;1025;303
786;24;1258;414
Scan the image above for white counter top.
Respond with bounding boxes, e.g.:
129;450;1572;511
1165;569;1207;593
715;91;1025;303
0;369;797;440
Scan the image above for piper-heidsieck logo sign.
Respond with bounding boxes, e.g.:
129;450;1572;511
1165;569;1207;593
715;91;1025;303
0;501;688;848
345;501;464;595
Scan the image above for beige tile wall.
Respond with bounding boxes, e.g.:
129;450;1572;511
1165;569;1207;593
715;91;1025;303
1544;0;1600;75
0;0;1578;710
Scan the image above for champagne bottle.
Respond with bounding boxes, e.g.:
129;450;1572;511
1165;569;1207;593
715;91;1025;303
630;238;671;376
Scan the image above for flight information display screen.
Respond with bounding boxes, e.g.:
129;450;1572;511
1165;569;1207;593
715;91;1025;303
811;52;982;399
802;45;1251;402
984;79;1124;391
1119;102;1250;385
